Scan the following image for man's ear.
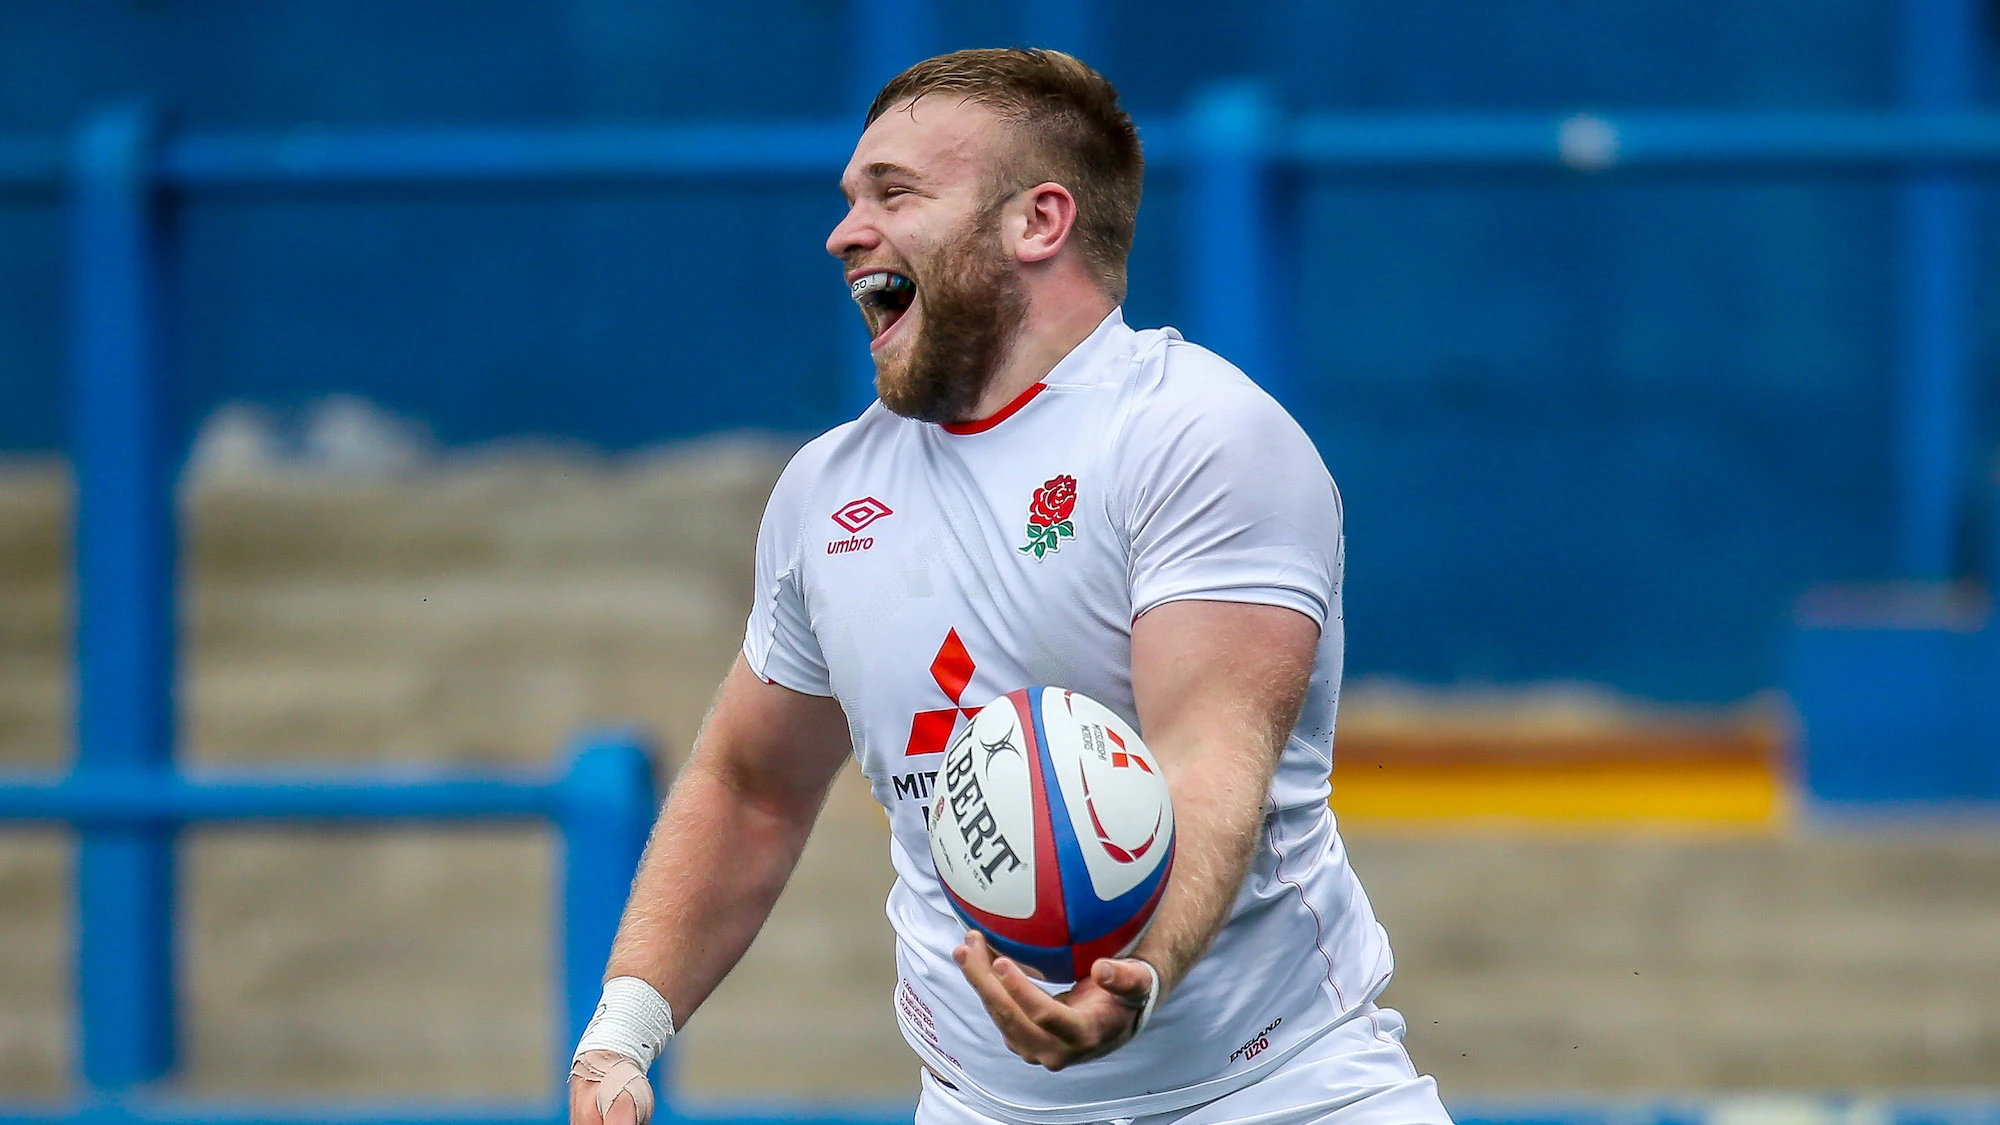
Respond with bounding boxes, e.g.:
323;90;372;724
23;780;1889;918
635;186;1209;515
1012;181;1078;265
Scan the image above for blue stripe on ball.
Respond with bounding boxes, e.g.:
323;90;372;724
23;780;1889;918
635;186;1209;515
1028;688;1127;950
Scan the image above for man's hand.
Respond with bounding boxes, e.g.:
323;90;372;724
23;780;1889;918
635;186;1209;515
954;931;1155;1071
568;1049;654;1125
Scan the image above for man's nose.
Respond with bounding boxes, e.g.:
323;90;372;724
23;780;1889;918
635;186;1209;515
826;206;879;260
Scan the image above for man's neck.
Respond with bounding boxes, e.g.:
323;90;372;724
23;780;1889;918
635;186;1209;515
964;285;1116;421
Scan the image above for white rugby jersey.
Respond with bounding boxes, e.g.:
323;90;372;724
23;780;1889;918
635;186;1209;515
743;310;1395;1123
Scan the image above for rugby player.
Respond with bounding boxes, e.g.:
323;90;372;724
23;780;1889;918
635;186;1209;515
569;47;1451;1125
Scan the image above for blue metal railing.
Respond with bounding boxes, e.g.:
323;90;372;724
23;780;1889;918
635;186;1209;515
0;731;658;1124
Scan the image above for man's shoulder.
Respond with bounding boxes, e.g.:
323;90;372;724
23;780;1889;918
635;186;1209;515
760;411;885;539
1118;331;1303;446
773;405;901;491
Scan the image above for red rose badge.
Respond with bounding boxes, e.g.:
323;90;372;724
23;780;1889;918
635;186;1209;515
1019;474;1078;559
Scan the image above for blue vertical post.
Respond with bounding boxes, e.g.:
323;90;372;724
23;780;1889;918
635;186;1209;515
69;103;178;1091
1186;82;1282;402
557;734;658;1083
1894;0;1977;580
841;0;940;415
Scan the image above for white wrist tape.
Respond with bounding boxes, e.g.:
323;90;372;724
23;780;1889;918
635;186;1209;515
573;977;676;1071
1133;959;1161;1034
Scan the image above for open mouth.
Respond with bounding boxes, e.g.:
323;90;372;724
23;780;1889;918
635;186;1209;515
850;270;917;344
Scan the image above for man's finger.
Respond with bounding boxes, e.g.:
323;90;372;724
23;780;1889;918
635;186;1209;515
956;934;1053;1047
601;1087;640;1125
568;1077;604;1125
596;1065;652;1125
956;933;1065;1056
1090;957;1157;1008
991;957;1091;1047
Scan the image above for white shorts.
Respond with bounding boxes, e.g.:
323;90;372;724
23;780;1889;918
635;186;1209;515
915;1004;1453;1125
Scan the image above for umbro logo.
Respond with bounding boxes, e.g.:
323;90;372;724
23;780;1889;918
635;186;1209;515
829;496;892;556
832;496;893;533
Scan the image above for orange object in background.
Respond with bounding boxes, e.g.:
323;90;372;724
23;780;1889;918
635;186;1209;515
1329;687;1788;832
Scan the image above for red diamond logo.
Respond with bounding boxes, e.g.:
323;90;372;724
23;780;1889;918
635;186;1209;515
930;628;974;703
832;496;893;533
905;629;980;756
904;708;960;757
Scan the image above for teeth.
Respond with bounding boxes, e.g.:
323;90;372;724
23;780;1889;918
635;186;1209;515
849;271;913;302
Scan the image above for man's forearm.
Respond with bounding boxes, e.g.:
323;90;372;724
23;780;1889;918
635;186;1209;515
1126;734;1275;997
1125;599;1317;1003
603;755;822;1024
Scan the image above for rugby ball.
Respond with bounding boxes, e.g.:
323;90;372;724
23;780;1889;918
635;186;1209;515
927;687;1175;984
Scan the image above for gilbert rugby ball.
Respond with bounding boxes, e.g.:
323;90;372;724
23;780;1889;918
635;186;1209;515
928;686;1175;983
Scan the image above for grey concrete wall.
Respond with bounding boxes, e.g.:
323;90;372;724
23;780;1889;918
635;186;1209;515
1;450;1996;1103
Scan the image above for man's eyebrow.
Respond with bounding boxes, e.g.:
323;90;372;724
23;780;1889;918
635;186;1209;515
862;161;924;182
841;161;926;204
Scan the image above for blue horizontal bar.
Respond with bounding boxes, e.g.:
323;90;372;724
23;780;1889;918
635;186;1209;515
131;112;2000;185
0;1103;918;1125
1450;1108;1697;1125
0;771;559;826
1286;111;2000;173
674;1106;913;1125
1446;1101;2000;1125
163;123;858;187
157;113;2000;185
0;1103;556;1125
10;112;2000;194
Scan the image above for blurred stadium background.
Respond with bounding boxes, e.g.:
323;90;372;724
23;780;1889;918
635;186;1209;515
3;2;2000;1123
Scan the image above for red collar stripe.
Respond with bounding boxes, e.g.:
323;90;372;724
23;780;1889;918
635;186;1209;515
940;381;1048;435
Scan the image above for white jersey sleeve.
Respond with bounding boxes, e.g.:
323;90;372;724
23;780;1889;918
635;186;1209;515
1116;343;1343;627
742;437;837;697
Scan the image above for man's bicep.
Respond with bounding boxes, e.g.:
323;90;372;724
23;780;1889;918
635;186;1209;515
1129;599;1319;761
693;657;853;814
